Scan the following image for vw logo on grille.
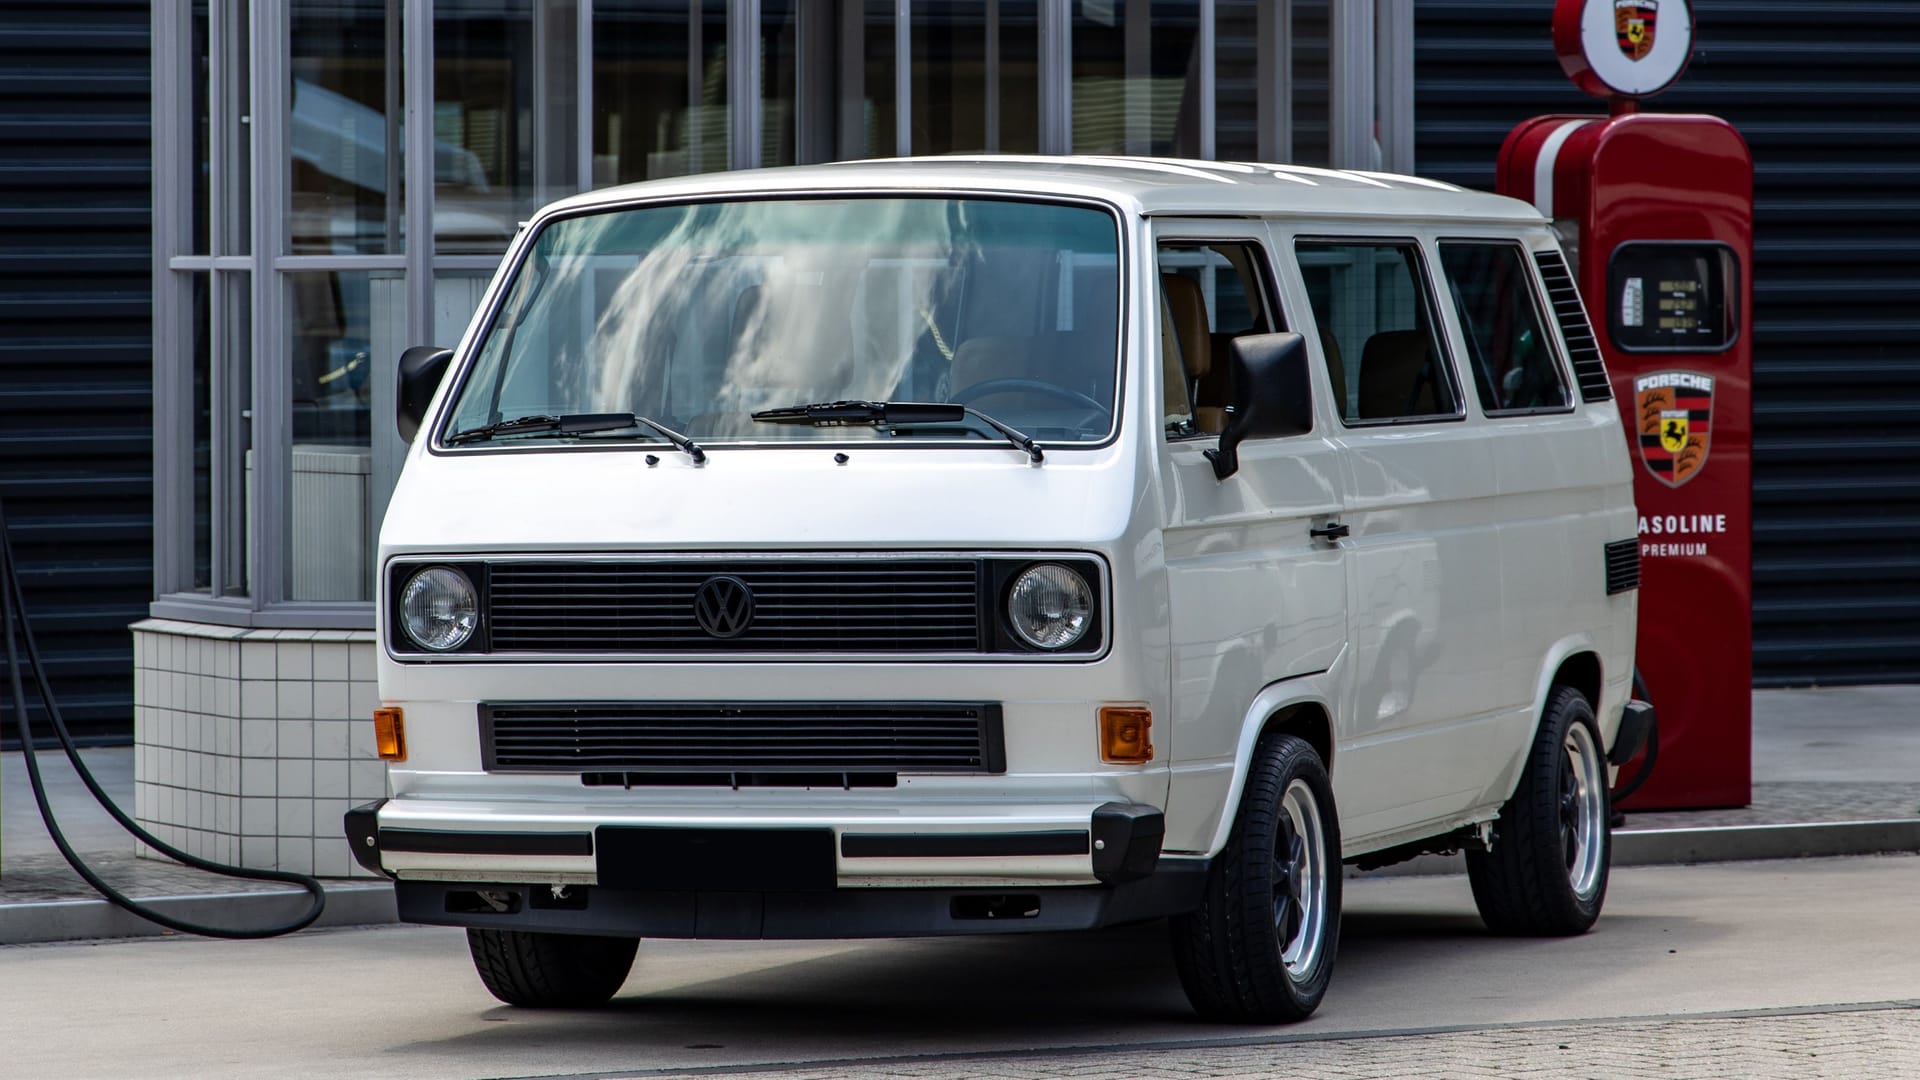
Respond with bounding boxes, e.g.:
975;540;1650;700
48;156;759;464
692;575;755;639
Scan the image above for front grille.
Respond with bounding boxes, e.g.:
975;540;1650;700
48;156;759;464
486;559;983;653
1605;538;1641;595
481;701;1005;775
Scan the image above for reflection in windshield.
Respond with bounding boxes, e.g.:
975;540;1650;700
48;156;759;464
443;197;1121;446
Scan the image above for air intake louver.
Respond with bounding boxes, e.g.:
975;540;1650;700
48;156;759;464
1605;538;1642;596
1534;249;1614;404
482;701;1004;775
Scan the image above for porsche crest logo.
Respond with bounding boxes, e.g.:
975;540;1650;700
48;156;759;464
1615;1;1659;61
1635;371;1712;488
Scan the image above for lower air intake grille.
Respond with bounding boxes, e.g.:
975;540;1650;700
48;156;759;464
481;701;1005;775
1605;538;1642;595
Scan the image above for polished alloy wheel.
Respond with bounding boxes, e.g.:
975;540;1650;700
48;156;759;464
1274;777;1328;978
1560;721;1607;901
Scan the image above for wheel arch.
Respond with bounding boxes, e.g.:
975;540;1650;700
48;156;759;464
1200;671;1340;858
1511;637;1623;793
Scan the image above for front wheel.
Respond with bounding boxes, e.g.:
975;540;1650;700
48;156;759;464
467;928;639;1008
1466;685;1611;935
1170;732;1342;1023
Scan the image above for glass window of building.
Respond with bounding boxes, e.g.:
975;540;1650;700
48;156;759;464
912;1;1040;155
291;0;402;254
593;0;728;183
434;0;582;253
1071;0;1202;156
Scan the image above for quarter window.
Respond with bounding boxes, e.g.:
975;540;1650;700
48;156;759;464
1438;241;1572;414
1295;240;1460;424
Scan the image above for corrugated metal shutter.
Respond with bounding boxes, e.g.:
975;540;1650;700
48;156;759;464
1415;0;1920;687
0;0;151;743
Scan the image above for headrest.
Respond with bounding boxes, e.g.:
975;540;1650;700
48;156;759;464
1358;329;1436;419
1159;274;1211;380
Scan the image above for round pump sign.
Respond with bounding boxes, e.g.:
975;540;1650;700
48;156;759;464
1554;0;1695;99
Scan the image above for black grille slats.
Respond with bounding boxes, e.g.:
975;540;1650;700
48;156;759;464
1533;250;1614;404
1605;538;1641;596
487;560;983;653
482;701;1003;774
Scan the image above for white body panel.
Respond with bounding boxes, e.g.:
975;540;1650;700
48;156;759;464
371;157;1638;906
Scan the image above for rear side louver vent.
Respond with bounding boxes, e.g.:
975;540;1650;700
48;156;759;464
1605;539;1641;596
1534;250;1613;404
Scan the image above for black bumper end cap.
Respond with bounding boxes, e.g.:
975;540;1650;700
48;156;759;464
344;799;393;878
1091;802;1164;883
1610;700;1656;766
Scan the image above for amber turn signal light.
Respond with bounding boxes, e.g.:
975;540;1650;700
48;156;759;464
373;707;407;762
1099;705;1153;764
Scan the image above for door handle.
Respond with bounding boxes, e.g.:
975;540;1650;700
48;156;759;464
1310;521;1350;541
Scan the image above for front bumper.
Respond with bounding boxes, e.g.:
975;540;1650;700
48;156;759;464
347;799;1183;937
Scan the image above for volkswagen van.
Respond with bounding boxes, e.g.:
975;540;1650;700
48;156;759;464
347;157;1652;1023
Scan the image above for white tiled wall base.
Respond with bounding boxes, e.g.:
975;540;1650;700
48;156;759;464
131;619;384;878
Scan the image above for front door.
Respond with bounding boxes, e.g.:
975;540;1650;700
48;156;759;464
1154;226;1350;854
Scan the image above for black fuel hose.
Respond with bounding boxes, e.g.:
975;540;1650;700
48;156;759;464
2;496;325;938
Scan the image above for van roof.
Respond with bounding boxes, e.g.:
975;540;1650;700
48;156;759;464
540;155;1545;226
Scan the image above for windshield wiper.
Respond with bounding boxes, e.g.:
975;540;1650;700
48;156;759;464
750;400;1044;464
447;412;706;463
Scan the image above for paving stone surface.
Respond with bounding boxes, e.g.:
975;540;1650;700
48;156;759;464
620;1006;1920;1080
1619;781;1920;831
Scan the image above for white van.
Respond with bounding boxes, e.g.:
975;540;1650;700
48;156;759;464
347;157;1653;1023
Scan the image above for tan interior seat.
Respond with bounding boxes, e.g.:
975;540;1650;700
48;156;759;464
949;335;1034;395
1358;329;1439;419
1159;274;1215;431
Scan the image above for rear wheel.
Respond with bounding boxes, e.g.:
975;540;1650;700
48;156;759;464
1466;685;1611;935
467;928;639;1007
1170;732;1341;1023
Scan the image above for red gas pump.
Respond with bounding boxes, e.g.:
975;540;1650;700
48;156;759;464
1498;0;1753;809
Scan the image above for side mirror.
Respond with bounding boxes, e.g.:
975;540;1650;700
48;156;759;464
396;346;454;444
1203;332;1313;481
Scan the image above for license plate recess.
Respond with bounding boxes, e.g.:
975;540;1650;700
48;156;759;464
595;827;836;891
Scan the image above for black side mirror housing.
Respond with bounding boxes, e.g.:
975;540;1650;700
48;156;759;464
396;346;455;444
1203;331;1313;481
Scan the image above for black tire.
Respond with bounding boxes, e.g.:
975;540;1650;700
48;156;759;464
466;928;639;1008
1170;732;1342;1023
1466;685;1611;936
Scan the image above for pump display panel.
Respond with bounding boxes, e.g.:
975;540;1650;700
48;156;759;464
1607;242;1738;352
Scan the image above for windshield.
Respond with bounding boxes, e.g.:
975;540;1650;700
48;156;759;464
441;196;1123;447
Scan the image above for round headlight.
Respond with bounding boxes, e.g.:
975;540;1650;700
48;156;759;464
400;567;478;651
1006;564;1094;650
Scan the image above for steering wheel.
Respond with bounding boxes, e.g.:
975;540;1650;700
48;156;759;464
951;378;1110;416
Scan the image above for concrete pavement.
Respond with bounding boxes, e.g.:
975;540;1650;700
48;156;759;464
2;686;1917;943
4;855;1920;1079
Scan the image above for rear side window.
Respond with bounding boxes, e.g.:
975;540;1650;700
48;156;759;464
1438;241;1573;414
1295;239;1461;424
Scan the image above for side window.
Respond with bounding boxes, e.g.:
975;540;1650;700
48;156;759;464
1438;241;1572;413
1295;239;1460;424
1156;241;1284;439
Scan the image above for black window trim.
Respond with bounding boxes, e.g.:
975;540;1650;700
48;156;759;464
1435;236;1579;420
1291;234;1469;430
426;189;1135;458
1154;232;1303;444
